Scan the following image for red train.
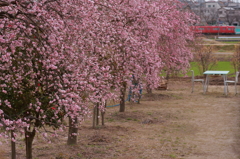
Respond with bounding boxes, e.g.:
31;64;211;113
192;26;237;35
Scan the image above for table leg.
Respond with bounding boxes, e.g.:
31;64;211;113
204;75;209;94
223;75;227;95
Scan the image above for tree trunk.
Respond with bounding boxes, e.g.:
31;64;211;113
96;106;99;126
11;130;16;159
92;103;100;129
67;117;78;145
146;84;152;94
101;102;106;126
119;82;127;112
25;128;36;159
166;71;170;80
101;111;105;126
93;106;96;128
137;93;141;104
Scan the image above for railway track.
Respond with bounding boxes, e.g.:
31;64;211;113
204;34;240;38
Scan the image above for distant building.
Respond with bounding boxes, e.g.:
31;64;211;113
218;7;234;25
205;1;221;9
219;0;230;2
217;1;240;25
183;0;240;25
197;0;205;3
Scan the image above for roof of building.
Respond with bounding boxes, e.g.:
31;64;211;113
206;1;218;3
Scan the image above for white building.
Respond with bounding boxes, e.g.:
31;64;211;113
204;1;221;15
202;1;221;24
205;1;221;9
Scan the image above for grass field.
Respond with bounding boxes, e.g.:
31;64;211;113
188;37;236;77
221;41;240;44
189;61;235;77
162;61;235;78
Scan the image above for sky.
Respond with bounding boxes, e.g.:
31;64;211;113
203;0;239;1
194;0;239;2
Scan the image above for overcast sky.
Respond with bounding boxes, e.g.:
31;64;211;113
197;0;239;2
204;0;239;2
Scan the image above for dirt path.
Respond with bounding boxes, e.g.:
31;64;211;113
178;83;240;159
0;79;239;159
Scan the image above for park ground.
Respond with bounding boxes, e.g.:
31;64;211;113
0;37;239;159
0;77;240;159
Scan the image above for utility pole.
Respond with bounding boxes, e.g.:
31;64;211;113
217;17;220;38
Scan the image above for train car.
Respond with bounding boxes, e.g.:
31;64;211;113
192;26;235;35
235;26;240;35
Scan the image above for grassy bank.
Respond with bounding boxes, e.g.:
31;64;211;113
189;61;235;76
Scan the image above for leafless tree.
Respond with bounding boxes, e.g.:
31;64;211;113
204;8;218;25
231;44;240;72
193;38;218;74
225;9;236;25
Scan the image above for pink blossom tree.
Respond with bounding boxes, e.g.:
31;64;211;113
0;0;97;158
0;0;197;158
89;0;197;111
